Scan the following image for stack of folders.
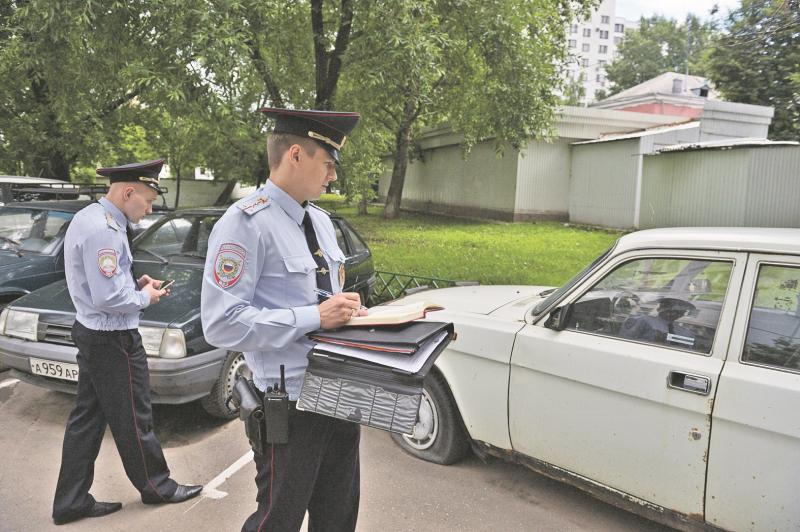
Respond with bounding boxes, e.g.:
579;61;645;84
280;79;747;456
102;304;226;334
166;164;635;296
297;320;455;435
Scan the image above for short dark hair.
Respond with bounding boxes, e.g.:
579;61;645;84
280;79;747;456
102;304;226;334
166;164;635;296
267;133;318;170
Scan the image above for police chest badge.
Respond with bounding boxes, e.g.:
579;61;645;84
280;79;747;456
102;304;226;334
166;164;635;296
97;248;118;277
214;243;246;289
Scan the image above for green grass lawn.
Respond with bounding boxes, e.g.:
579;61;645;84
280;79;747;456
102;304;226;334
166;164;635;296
319;198;622;287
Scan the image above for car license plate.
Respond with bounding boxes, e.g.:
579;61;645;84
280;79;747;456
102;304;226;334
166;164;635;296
29;358;79;382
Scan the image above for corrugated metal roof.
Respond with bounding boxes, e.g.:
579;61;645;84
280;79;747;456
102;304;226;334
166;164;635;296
655;138;799;153
602;72;720;101
572;121;698;145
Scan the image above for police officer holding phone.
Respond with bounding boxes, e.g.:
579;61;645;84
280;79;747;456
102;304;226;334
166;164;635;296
52;160;202;525
201;108;367;531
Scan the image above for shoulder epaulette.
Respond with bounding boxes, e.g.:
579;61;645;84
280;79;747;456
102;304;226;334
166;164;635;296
309;202;330;216
104;210;120;231
236;192;271;216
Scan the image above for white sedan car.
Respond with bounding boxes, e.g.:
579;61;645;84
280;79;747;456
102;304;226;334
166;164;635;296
391;227;800;532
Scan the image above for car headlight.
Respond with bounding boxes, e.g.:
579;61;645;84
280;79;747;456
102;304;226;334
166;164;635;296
3;309;39;341
138;326;186;359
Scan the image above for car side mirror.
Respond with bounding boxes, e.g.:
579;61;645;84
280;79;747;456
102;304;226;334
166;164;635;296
544;304;572;331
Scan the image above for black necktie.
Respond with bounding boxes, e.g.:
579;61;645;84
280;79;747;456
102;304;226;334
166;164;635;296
126;224;139;290
302;212;332;301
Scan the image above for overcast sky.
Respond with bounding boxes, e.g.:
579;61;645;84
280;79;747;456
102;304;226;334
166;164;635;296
615;0;742;21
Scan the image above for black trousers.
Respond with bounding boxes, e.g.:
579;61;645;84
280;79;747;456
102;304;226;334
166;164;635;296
242;409;360;532
52;321;178;521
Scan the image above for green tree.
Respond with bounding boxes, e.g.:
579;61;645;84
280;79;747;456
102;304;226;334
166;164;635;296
604;15;715;95
343;0;595;219
562;72;587;106
189;0;355;184
705;0;800;140
0;1;202;179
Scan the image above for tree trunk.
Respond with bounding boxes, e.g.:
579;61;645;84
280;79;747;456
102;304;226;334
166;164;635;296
174;164;182;210
384;95;417;219
29;75;72;180
42;149;72;181
358;192;368;215
311;0;353;110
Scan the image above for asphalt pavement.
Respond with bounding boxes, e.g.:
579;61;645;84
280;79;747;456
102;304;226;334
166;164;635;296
0;374;669;531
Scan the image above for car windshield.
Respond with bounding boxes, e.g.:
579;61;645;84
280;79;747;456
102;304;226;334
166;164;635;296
0;207;74;254
532;244;615;316
133;213;221;260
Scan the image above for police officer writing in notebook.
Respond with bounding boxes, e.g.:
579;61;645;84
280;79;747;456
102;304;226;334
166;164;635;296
52;160;202;526
201;108;367;531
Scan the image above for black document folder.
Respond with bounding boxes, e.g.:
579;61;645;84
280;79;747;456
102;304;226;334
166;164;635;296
308;321;452;354
298;321;455;434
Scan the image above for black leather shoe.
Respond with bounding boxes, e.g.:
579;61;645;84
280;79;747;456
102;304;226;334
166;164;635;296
143;484;203;505
53;501;122;525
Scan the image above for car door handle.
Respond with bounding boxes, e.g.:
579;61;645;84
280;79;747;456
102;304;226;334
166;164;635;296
667;371;711;395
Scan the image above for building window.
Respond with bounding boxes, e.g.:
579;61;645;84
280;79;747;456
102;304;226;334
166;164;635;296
598;45;608;54
569;39;577;48
601;15;610;24
614;36;623;45
599;30;609;39
571;24;578;33
615;23;625;33
599;59;607;67
583;28;591;37
596;73;605;82
581;58;589;67
582;43;590;52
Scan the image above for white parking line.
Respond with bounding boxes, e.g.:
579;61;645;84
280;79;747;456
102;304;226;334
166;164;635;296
184;449;254;513
0;378;19;389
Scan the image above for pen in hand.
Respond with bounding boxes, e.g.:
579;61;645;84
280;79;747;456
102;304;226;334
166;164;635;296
314;288;368;310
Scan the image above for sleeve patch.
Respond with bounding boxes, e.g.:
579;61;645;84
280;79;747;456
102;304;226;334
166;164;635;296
214;243;247;288
97;248;118;277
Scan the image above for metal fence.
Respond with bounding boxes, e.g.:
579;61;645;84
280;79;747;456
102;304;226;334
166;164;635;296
369;271;479;304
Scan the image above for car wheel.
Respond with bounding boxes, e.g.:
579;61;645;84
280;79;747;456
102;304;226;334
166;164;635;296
390;372;470;465
201;351;248;420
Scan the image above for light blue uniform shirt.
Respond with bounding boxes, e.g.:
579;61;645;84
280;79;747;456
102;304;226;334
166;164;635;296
64;198;150;331
201;180;346;399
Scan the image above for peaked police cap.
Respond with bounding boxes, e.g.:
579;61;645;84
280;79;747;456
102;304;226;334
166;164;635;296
97;159;165;193
260;108;360;163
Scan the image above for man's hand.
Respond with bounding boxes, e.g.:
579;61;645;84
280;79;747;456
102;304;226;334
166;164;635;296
142;282;168;305
137;274;163;289
319;292;368;329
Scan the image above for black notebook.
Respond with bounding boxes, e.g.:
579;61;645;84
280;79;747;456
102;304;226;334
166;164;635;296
308;321;452;354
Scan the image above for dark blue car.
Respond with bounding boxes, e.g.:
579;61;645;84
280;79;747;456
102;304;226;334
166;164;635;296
0;201;89;307
0;208;376;417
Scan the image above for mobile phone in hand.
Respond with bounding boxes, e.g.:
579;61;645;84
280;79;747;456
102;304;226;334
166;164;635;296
161;280;175;290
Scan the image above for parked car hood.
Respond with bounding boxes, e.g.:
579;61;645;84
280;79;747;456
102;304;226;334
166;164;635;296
8;262;203;328
0;250;49;282
397;285;552;316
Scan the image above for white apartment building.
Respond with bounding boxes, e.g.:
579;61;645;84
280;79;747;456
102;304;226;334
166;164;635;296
566;0;638;104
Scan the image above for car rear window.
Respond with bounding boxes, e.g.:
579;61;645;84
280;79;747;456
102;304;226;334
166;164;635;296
0;207;74;254
742;264;800;373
